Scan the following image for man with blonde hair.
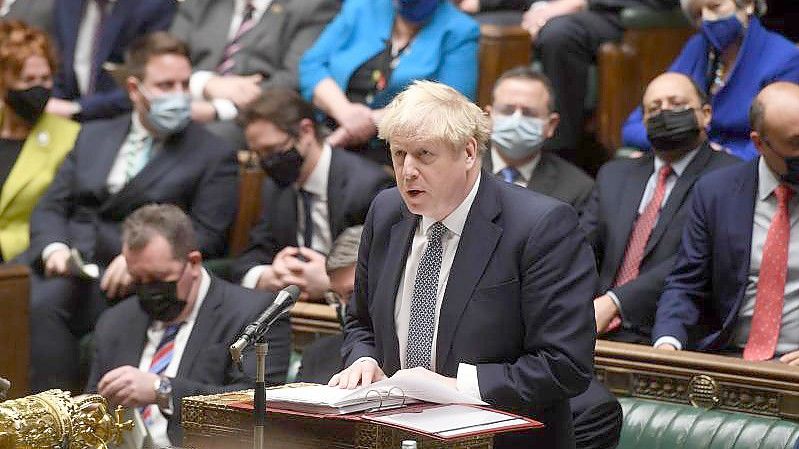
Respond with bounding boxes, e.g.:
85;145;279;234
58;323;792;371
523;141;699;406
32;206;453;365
329;81;597;449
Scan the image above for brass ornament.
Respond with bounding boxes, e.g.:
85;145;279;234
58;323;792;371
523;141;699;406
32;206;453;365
0;389;133;449
689;374;721;409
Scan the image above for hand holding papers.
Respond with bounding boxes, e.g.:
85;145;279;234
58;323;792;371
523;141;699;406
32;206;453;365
67;248;100;280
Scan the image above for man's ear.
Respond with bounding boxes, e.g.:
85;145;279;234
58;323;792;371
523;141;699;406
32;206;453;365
464;137;478;167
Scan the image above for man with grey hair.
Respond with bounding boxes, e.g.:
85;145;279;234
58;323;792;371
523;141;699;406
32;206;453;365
330;80;597;449
86;204;290;448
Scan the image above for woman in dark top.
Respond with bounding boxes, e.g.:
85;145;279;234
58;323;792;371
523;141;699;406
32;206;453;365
0;21;79;261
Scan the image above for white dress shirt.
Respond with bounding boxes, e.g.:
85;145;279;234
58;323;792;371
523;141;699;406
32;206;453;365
41;113;155;262
73;0;116;95
188;0;273;121
0;0;18;17
606;147;700;318
241;144;333;289
490;147;540;187
655;158;799;352
137;268;211;449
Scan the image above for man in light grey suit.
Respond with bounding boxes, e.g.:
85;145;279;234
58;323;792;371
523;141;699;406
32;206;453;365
170;0;339;146
2;0;54;36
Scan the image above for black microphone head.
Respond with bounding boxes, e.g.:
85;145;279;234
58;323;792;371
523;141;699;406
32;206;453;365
284;285;301;302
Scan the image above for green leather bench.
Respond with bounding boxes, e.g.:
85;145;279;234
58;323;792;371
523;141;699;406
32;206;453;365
619;397;799;449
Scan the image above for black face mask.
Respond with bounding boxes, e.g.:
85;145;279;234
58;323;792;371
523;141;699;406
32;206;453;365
137;280;186;322
646;108;702;153
781;157;799;185
260;147;304;188
5;85;52;125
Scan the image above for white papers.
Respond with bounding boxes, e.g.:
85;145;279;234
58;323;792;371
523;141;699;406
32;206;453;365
369;404;529;438
68;248;99;279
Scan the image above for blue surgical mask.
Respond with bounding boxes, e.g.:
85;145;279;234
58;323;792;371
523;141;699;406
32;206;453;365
138;84;192;136
395;0;440;24
701;13;743;52
490;111;546;160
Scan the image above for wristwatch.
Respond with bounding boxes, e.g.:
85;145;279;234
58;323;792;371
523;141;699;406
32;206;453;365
154;375;173;411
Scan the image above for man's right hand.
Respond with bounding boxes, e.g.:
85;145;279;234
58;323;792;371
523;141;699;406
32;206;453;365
328;358;386;389
203;74;263;108
255;247;302;292
44;248;72;277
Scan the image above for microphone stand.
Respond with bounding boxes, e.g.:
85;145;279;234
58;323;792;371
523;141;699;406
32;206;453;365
254;338;268;449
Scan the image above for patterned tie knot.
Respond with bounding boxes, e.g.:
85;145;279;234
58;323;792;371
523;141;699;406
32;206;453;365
658;164;673;182
427;222;447;242
499;167;520;184
775;184;794;206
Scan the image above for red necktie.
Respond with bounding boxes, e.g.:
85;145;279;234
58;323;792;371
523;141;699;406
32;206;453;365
217;1;256;75
605;165;672;333
744;184;794;361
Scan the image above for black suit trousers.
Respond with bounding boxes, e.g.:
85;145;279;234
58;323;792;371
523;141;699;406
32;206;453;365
536;10;623;160
29;272;108;392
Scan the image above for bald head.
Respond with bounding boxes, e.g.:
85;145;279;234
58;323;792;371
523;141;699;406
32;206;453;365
750;82;799;178
642;72;707;114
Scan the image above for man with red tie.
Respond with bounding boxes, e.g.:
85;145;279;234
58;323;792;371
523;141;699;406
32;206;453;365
653;81;799;362
581;72;738;345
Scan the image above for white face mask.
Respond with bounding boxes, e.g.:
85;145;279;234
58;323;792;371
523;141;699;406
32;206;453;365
490;111;546;160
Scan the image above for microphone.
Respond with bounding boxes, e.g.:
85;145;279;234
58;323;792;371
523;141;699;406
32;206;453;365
230;285;300;362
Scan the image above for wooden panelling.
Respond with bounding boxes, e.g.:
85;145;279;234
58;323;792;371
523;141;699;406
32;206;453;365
0;264;30;399
478;25;531;107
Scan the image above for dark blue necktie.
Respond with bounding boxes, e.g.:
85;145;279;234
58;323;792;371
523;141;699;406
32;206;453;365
405;222;447;369
499;166;520;184
299;189;314;248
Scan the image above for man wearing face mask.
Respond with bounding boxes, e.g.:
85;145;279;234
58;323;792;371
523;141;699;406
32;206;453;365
582;72;737;346
622;0;799;161
482;67;593;215
87;204;290;448
27;32;239;393
653;82;799;365
231;88;393;301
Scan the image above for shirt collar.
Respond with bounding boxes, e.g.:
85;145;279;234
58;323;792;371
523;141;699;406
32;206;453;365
757;156;794;201
653;145;701;178
238;0;272;14
490;148;541;183
420;173;481;238
299;143;331;199
154;267;211;330
130;112;152;141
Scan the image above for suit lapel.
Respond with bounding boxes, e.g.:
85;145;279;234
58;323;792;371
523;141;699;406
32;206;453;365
526;153;558;196
204;0;236;67
0;115;52;214
117;308;150;368
607;158;653;273
726;161;758;284
177;277;223;377
88;114;131;200
435;178;502;373
375;212;418;375
95;0;135;70
236;0;286;55
326;151;349;238
643;144;714;257
59;0;86;74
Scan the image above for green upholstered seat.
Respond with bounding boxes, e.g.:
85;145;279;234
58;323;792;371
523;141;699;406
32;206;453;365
618;397;799;449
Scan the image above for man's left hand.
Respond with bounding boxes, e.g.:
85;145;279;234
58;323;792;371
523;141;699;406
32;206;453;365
286;247;331;300
779;350;799;366
100;254;133;300
45;98;80;118
392;366;458;390
594;294;620;335
522;0;587;39
97;366;158;408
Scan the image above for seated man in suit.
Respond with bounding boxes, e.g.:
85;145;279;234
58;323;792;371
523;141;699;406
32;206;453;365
483;66;594;214
231;88;393;301
28;32;239;392
45;0;177;121
584;72;739;344
296;225;362;384
329;80;597;449
169;0;339;146
88;204;290;448
653;81;799;363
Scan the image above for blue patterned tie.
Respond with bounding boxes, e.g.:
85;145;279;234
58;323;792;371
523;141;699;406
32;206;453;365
499;167;520;184
405;222;447;370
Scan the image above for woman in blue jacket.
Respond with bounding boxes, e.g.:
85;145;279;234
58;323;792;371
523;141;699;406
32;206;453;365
299;0;479;164
621;0;799;160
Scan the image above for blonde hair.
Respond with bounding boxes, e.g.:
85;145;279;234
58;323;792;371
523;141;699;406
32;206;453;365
378;80;491;155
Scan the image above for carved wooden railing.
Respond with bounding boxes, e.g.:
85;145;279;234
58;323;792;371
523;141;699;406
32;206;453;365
595;340;799;420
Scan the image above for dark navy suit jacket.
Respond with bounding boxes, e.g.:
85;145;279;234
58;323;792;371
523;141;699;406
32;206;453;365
53;0;177;120
653;159;762;350
342;174;597;449
29;114;238;269
87;275;291;444
581;142;739;342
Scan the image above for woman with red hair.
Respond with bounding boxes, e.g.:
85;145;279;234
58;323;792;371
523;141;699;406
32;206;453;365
0;20;79;261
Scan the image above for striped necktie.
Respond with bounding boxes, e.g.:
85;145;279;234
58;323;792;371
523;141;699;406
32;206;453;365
141;323;182;426
217;1;256;75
